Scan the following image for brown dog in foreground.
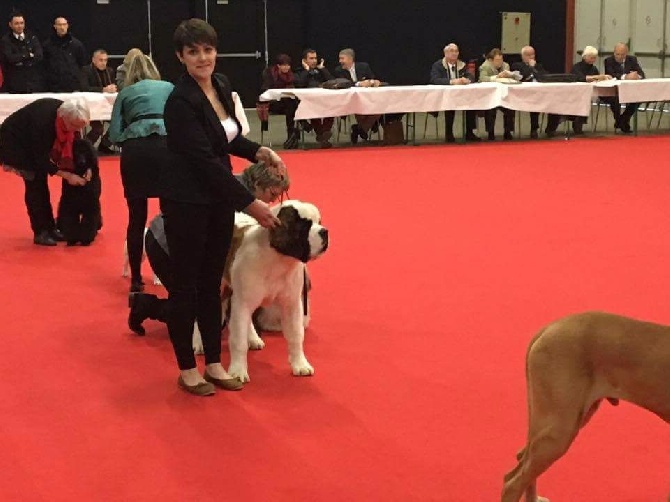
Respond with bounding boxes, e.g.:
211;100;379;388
501;311;670;502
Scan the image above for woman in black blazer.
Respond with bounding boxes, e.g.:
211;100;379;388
161;18;283;396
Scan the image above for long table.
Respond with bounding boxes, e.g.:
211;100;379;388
260;82;597;120
0;92;116;123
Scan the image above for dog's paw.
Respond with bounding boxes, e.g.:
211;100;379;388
290;357;314;377
248;336;265;350
228;362;250;383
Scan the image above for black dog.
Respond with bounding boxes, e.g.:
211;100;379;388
56;138;102;246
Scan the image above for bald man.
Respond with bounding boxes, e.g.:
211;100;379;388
43;16;87;92
603;43;645;133
511;46;548;138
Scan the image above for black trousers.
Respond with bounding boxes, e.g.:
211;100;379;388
445;110;477;138
269;98;298;134
545;114;587;133
160;198;234;370
126;198;148;282
131;230;172;324
86;121;112;148
484;107;515;134
600;96;639;125
23;170;55;235
530;112;540;131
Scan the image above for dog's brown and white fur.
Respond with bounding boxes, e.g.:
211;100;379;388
502;311;670;502
193;200;328;381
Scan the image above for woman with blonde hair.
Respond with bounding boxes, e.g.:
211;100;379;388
115;47;143;90
109;51;174;292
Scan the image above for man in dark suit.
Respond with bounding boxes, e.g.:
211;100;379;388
294;48;334;148
83;49;117;153
0;11;45;93
429;43;480;142
333;48;382;143
511;46;548;138
603;43;645;133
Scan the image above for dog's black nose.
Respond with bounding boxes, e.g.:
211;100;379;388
318;228;329;250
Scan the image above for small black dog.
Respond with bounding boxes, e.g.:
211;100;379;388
56;138;102;246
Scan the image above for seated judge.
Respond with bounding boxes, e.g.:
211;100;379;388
294;48;334;148
545;46;611;136
478;48;515;140
260;54;300;149
603;43;645;133
429;43;480;142
510;45;548;138
332;48;382;144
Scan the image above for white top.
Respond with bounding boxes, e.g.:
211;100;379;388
220;117;239;143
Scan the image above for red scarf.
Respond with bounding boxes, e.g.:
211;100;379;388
50;116;78;171
270;65;294;88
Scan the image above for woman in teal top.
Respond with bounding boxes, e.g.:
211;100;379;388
109;52;173;292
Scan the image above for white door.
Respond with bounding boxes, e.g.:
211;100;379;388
632;0;665;77
575;0;604;67
601;0;633;70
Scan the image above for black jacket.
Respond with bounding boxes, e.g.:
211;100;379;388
332;62;375;83
1;30;45;93
571;61;600;82
604;55;645;80
510;61;548;82
294;67;333;88
82;64;115;92
161;73;258;208
0;98;62;174
429;59;473;85
42;33;87;92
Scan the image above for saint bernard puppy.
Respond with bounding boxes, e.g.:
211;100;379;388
192;200;328;382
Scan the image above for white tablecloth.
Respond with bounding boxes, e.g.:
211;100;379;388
0;92;116;123
593;78;670;103
261;82;600;119
260;84;503;120
501;82;594;116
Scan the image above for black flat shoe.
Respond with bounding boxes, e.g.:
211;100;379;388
34;231;57;246
51;229;66;242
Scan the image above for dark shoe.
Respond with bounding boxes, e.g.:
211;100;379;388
573;127;584;136
203;371;244;391
371;121;379;134
446;134;456;143
177;376;216;396
530;129;539;139
130;279;145;293
34;231;57;246
98;144;115;155
503;131;513;141
66;240;79;246
350;125;359;144
128;293;146;336
465;132;481;142
487;131;495;141
358;126;368;141
545;129;556;138
51;228;66;242
283;130;300;149
620;121;632;134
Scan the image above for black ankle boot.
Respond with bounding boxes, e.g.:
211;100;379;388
128;293;148;335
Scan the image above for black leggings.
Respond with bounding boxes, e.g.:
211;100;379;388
126;198;148;282
160;198;234;370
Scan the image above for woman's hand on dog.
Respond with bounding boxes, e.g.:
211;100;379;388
244;199;281;228
57;170;87;186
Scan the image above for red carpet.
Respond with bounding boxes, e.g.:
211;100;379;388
0;137;668;501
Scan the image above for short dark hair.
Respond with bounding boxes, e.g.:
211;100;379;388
486;48;503;60
9;10;23;23
275;53;291;66
173;18;217;54
302;48;316;60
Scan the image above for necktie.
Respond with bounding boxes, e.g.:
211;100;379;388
18;34;24;41
451;65;456;79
